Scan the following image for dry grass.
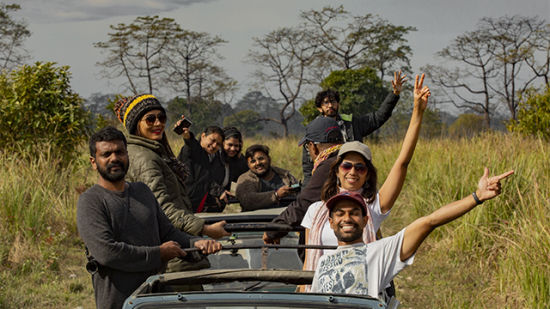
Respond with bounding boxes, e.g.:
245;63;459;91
0;132;548;308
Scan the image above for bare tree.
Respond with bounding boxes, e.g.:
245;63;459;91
94;15;180;94
424;30;497;127
163;30;233;116
300;5;415;81
0;3;30;71
425;15;550;125
481;15;548;120
248;27;320;136
525;23;550;87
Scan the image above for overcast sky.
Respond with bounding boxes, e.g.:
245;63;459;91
13;0;550;101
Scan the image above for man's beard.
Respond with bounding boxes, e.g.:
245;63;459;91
97;161;128;182
323;108;338;117
334;223;363;243
252;164;269;178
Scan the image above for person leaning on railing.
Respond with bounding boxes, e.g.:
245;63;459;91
114;94;229;273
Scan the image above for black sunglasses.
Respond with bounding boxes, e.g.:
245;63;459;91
143;113;167;125
339;162;367;174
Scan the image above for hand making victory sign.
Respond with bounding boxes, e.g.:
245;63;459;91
391;70;407;96
413;73;430;111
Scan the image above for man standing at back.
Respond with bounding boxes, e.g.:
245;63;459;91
302;71;406;185
77;126;220;309
263;117;344;245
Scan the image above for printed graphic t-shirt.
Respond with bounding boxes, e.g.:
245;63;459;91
310;229;414;300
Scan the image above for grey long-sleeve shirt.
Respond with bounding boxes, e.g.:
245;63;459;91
77;182;191;309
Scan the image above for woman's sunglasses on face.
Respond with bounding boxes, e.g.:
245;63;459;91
144;113;167;125
339;161;367;174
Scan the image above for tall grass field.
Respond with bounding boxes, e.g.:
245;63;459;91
0;132;548;308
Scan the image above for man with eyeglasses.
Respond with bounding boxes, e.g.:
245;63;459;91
235;144;299;211
301;71;406;186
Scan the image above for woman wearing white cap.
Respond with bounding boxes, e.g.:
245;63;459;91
301;74;431;286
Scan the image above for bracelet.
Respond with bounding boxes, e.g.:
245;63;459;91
274;191;280;200
472;192;483;205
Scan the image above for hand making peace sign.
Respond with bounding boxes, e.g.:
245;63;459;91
413;73;431;111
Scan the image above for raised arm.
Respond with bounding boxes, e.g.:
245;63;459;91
400;168;514;261
378;74;431;213
353;71;405;137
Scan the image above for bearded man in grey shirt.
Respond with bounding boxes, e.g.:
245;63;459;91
77;126;221;309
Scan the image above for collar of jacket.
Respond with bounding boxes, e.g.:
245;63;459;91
127;134;163;153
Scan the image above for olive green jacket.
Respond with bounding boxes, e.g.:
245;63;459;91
126;135;205;236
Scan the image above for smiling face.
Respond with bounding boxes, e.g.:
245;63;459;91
329;200;368;244
336;152;368;191
247;150;271;178
223;137;242;158
200;132;223;154
137;109;166;141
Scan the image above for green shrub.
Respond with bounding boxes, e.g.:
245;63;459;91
0;62;90;160
299;67;389;123
449;113;487;138
508;87;550;139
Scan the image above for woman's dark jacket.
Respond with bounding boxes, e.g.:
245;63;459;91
222;152;249;191
178;132;226;212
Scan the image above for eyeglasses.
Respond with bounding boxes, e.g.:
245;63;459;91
321;100;338;106
339;162;367;174
143;113;167;125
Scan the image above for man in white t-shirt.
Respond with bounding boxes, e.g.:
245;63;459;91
311;167;514;302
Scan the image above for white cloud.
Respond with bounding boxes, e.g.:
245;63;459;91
17;0;216;22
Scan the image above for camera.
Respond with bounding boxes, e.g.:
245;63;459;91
173;117;192;134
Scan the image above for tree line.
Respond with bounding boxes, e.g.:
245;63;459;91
90;6;416;136
1;3;549;162
424;15;550;128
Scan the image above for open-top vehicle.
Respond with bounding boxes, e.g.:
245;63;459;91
122;208;390;309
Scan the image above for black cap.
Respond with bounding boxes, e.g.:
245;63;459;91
298;117;343;146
